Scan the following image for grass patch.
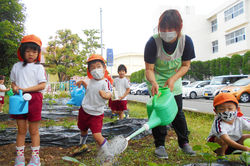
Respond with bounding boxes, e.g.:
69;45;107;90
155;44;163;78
67;101;248;165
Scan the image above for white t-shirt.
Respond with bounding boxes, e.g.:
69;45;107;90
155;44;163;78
207;115;250;141
0;84;6;97
82;78;112;116
113;77;130;100
10;62;47;91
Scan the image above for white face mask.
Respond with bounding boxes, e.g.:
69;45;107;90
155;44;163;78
160;31;177;42
90;68;104;80
218;111;237;122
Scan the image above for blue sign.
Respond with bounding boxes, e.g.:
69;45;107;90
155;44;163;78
106;48;113;66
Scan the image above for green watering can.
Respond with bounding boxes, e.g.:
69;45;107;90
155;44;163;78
126;87;178;139
110;87;178;155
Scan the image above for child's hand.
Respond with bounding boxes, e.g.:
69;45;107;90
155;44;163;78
99;90;107;99
99;90;111;100
12;86;20;94
76;81;83;88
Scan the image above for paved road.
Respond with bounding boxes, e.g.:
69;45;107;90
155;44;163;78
127;94;250;118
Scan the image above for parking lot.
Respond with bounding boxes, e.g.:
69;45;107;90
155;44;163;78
127;94;250;118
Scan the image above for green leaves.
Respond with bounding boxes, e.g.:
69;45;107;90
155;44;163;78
62;156;86;166
0;0;25;80
45;29;100;81
185;52;249;80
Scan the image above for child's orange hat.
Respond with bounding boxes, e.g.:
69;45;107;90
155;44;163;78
87;54;113;84
213;93;238;107
213;93;243;116
17;34;42;62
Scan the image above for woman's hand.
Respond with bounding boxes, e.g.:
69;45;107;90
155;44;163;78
164;77;175;92
151;82;159;96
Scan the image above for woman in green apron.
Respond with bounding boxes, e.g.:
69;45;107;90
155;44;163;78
144;9;196;159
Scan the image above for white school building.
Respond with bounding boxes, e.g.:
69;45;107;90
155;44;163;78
107;0;250;77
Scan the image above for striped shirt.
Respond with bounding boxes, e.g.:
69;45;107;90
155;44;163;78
207;116;250;141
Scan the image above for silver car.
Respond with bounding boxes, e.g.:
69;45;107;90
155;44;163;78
182;80;210;99
203;75;248;99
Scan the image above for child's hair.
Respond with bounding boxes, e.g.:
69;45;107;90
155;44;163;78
87;59;105;71
0;75;4;80
118;64;127;73
19;42;41;66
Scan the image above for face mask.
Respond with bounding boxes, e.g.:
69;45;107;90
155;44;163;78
90;68;104;80
160;31;177;42
218;111;237;122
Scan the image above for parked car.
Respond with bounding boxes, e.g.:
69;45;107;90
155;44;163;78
129;83;139;94
182;80;191;86
182;80;210;99
220;78;250;103
202;75;248;99
130;82;148;95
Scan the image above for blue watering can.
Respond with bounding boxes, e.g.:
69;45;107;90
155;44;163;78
9;90;32;115
67;86;85;106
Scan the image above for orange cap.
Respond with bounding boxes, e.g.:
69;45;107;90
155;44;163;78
213;93;243;117
87;54;113;84
17;34;42;62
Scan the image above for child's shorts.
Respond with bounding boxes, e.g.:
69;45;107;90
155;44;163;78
108;98;112;108
208;136;238;155
10;92;43;122
111;100;127;111
77;107;104;134
0;96;4;104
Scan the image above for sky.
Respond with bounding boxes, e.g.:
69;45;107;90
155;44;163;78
21;0;229;56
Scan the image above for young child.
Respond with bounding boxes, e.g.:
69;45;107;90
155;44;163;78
207;93;250;156
74;54;113;161
111;64;130;120
10;34;47;166
0;75;10;113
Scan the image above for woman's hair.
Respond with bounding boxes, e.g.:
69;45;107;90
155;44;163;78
87;59;105;71
19;42;41;66
158;9;183;35
118;64;127;73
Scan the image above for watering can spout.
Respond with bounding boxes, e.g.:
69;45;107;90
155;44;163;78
145;109;162;129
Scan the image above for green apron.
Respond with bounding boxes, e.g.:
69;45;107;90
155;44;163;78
146;34;186;96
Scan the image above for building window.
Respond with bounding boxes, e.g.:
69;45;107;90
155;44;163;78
211;19;217;32
225;28;245;45
212;40;218;53
224;1;244;22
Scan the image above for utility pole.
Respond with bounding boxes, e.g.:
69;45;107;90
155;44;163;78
100;8;103;56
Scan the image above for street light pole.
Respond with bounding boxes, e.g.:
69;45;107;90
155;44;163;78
100;8;103;56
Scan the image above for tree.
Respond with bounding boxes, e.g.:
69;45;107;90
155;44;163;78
0;0;25;81
242;51;250;74
220;57;230;75
45;29;101;82
230;54;242;75
81;29;101;57
130;69;145;83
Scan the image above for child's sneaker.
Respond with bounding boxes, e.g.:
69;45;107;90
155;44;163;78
14;156;25;166
110;113;116;119
27;156;41;166
72;144;90;157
